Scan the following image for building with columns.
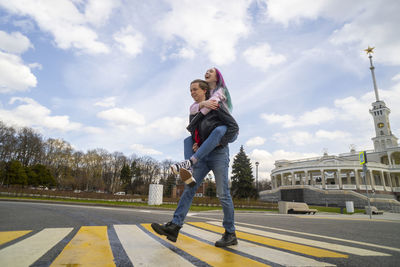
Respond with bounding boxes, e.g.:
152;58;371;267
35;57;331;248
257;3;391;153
262;48;400;210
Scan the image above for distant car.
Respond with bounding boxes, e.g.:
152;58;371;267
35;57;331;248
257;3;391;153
73;189;81;193
114;191;126;195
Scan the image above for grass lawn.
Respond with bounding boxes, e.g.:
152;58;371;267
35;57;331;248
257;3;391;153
1;195;364;214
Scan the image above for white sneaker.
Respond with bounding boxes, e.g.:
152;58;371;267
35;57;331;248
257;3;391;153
170;160;192;175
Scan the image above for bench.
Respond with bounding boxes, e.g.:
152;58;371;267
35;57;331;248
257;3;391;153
364;206;384;215
278;201;317;214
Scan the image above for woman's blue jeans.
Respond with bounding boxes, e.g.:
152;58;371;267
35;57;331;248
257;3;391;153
184;125;227;161
172;145;235;233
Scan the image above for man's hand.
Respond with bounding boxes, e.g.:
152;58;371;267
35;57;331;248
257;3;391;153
193;142;199;152
200;99;218;110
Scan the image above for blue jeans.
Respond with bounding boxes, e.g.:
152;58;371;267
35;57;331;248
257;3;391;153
184;125;227;161
172;146;235;233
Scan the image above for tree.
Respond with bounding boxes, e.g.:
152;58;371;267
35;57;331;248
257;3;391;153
230;146;257;199
120;164;131;192
5;160;27;186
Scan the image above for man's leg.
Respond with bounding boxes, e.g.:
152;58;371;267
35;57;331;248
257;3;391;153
172;160;209;225
152;159;209;242
208;146;237;247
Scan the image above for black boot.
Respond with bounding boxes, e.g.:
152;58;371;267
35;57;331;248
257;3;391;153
151;222;182;242
215;231;238;247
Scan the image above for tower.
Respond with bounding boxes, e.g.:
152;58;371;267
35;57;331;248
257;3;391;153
365;47;398;152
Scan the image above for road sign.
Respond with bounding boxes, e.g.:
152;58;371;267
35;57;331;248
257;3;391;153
359;151;368;165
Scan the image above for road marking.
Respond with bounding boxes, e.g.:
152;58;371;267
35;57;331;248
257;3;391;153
189;222;347;258
0;230;31;245
296;215;400;223
234;220;400;253
50;226;115;267
142;223;269;267
114;224;195;266
0;228;72;267
183;224;334;266
206;221;390;256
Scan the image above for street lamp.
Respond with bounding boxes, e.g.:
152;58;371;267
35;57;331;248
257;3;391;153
255;162;259;192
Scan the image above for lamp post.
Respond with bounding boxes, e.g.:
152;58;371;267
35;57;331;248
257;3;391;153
255;162;259;192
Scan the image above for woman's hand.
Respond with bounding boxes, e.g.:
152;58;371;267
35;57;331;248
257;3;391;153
200;99;218;110
193;142;199;152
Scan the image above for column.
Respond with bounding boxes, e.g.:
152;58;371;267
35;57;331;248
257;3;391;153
355;169;361;189
305;171;309;186
291;172;295;186
274;175;278;188
381;171;386;190
300;172;304;185
338;169;342;189
346;172;351;185
388;172;393;188
321;169;326;189
369;169;376;189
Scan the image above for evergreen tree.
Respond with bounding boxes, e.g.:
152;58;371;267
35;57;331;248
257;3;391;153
231;146;257;199
5;160;28;186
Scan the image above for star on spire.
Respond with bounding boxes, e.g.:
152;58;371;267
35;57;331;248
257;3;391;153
364;46;375;54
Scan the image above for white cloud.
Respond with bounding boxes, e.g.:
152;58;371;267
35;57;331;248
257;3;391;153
137;116;187;139
249;148;318;179
315;130;351;140
265;0;400;65
261;107;336;128
0;51;37;93
0;97;81;131
392;73;400;81
243;43;286;70
0;30;32;54
97;107;145;126
131;143;162;156
84;0;119;27
265;0;364;27
94;97;116;108
170;47;196;60
113;26;145;57
157;0;251;65
273;131;314;146
245;136;266;147
0;0;110;54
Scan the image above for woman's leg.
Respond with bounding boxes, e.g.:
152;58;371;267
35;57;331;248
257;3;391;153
184;136;194;160
192;125;227;163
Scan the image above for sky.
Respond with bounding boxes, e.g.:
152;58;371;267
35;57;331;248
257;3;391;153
1;0;400;181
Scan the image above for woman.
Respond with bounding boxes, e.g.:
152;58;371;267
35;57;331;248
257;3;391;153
152;79;239;247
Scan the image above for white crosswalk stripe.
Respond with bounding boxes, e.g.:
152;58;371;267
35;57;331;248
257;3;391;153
115;225;195;267
0;222;395;267
0;228;73;267
183;224;335;266
207;221;390;256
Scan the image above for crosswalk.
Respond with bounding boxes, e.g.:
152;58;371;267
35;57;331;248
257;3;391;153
0;221;395;266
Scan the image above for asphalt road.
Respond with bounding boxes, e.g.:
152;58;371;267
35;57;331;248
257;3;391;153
1;200;400;266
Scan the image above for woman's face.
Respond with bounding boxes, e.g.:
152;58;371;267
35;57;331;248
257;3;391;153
204;68;218;84
190;82;207;103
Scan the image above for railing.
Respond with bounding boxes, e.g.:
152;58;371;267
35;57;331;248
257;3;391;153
393;187;400;192
325;185;339;190
359;185;373;190
374;186;384;191
342;185;357;190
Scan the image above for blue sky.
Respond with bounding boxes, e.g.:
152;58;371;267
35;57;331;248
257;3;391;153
1;0;399;181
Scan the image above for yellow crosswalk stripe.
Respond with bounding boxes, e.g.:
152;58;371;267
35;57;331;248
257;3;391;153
50;226;115;267
188;222;348;258
142;223;270;267
0;230;31;246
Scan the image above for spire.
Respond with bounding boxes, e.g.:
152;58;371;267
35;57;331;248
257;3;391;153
364;46;380;101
